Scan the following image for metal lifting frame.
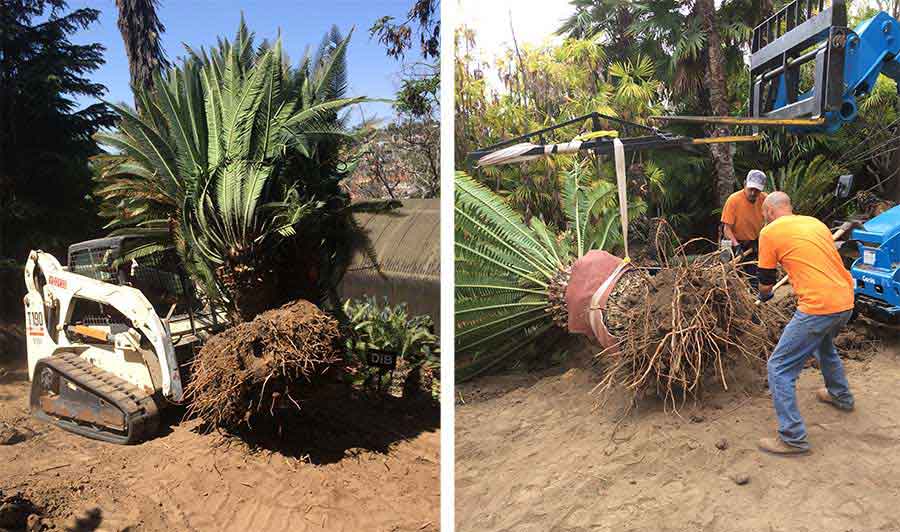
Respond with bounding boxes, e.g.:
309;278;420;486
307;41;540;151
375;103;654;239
468;112;693;165
749;0;849;129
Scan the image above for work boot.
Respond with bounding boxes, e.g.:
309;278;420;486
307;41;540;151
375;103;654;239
758;437;810;456
816;388;854;411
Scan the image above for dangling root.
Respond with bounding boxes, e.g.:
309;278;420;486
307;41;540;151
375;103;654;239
594;221;791;413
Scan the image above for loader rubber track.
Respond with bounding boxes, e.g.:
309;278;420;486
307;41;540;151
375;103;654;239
30;351;160;444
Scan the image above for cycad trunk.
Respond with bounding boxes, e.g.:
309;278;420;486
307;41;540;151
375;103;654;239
218;244;323;323
698;0;736;207
218;264;278;323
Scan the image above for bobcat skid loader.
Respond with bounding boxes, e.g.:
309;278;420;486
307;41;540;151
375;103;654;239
24;236;228;444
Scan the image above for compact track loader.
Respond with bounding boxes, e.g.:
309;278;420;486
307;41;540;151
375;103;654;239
24;236;227;444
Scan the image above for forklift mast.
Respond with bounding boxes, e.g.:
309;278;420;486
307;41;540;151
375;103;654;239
750;0;900;133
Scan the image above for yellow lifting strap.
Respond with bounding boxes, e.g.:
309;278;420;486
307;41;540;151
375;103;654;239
612;138;629;261
574;130;619;142
691;135;761;145
649;115;826;127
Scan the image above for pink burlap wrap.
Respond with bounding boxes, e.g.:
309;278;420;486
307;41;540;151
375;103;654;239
565;250;631;348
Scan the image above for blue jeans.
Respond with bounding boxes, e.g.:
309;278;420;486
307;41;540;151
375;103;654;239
768;309;854;448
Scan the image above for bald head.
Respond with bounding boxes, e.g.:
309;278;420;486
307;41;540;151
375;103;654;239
763;191;792;223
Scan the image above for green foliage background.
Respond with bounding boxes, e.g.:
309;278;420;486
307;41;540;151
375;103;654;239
455;1;899;241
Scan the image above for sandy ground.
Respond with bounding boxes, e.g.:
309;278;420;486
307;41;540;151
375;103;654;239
0;345;439;532
456;341;900;532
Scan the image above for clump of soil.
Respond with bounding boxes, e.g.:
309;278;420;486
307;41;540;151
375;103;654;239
835;323;881;359
0;420;33;446
597;251;788;411
185;299;344;434
0;490;42;531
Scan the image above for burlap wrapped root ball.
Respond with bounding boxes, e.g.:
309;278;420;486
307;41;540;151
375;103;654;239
185;299;344;433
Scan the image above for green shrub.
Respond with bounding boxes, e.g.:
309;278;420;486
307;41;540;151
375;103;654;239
343;296;440;399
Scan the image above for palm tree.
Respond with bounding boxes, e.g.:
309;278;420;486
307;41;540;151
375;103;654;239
695;0;736;206
455;164;645;381
94;21;368;321
115;0;169;99
559;0;768;206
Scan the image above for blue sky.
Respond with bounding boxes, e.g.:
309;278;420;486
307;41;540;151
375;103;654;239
68;0;418;123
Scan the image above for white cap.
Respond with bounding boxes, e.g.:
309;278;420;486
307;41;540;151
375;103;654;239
746;169;766;191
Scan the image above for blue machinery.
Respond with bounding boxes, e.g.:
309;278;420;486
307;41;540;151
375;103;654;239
749;0;900;134
850;206;900;323
748;0;900;322
658;0;900;323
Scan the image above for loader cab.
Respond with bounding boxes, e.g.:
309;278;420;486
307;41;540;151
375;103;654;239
67;236;197;318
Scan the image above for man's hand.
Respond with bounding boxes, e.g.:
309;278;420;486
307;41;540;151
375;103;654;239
757;291;774;304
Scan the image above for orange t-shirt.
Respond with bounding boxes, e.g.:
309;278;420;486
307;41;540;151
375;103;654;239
721;190;767;241
758;215;854;315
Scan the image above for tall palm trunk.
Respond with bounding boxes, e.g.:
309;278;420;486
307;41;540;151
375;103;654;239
115;0;169;105
697;0;736;207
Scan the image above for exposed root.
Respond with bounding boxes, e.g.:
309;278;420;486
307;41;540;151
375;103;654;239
594;222;789;413
184;299;344;435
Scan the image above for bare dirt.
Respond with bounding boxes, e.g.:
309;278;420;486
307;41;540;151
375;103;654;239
456;340;900;532
0;336;439;532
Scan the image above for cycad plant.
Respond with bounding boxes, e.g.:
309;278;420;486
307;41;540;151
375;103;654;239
772;155;848;216
455;161;645;381
95;20;369;321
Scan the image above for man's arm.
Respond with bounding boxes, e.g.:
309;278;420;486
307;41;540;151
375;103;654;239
722;223;737;244
720;196;738;245
757;233;777;302
757;273;775;301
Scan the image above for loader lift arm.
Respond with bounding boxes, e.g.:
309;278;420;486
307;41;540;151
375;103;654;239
472;0;900;164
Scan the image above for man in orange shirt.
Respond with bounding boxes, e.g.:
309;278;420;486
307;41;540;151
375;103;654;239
721;170;768;287
756;191;855;455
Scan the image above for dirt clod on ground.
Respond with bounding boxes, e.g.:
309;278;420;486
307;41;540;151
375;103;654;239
0;422;29;446
185;299;344;434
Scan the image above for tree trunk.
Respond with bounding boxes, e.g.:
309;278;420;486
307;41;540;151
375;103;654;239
115;0;169;109
697;0;736;207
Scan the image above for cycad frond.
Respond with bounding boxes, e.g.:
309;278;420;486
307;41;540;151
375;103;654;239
94;21;370;319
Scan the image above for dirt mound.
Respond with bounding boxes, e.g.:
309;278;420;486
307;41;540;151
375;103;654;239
1;366;439;532
598;257;785;410
835;322;881;358
185;299;344;434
